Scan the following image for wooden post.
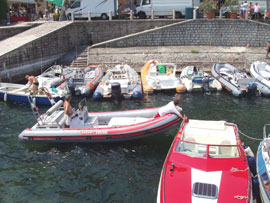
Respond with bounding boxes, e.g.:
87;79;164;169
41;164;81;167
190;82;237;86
151;9;154;20
88;12;91;21
173;9;176;19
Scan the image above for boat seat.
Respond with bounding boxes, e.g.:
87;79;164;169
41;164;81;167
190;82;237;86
85;116;98;127
219;140;233;157
45;111;65;126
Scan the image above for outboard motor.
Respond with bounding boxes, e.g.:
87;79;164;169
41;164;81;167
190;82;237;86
111;82;122;104
68;78;75;95
202;76;211;95
111;82;122;99
247;83;258;97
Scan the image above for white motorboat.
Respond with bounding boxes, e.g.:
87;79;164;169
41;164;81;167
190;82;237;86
141;60;184;94
250;61;270;96
36;65;75;89
180;66;222;93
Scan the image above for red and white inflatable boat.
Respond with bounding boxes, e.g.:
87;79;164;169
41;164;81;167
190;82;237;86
19;100;182;143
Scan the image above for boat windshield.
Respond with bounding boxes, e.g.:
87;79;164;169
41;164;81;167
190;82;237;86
175;141;240;158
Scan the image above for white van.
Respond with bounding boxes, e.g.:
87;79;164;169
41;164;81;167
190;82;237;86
65;0;118;19
135;0;200;19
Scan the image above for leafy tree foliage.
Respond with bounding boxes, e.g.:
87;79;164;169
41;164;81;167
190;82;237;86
0;0;8;20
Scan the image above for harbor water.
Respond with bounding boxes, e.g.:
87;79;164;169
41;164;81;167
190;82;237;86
0;92;269;202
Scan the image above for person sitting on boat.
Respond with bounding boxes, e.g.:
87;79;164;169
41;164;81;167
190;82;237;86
25;75;39;94
155;99;184;119
64;95;73;128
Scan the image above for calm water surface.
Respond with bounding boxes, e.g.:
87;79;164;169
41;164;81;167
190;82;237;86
0;92;269;202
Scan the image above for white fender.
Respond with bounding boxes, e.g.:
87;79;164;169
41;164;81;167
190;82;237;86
4;92;7;102
244;146;254;158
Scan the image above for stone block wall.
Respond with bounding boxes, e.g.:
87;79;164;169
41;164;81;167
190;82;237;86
0;25;35;41
93;19;270;48
82;20;181;44
0;20;177;81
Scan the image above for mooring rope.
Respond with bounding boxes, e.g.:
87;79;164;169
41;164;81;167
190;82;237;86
238;130;263;141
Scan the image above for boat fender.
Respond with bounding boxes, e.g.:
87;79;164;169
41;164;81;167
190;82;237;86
247;156;257;177
132;91;142;98
46;100;63;116
252;176;260;201
244;146;255;158
4;92;7;102
93;91;103;100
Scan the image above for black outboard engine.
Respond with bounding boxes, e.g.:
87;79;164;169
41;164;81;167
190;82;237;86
202;76;211;95
247;83;258;97
111;82;122;100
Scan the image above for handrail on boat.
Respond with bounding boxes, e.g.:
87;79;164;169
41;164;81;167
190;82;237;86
263;124;270;139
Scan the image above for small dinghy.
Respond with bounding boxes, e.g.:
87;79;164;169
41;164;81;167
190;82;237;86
256;124;270;202
0;83;64;105
18;99;182;143
250;61;270;96
141;60;184;94
212;63;262;97
93;64;142;100
68;66;103;96
157;119;255;203
37;65;75;89
181;66;222;93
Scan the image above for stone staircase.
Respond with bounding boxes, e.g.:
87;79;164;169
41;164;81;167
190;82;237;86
69;46;89;68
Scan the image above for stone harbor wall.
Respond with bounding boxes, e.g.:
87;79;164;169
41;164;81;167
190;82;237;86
1;19;270;82
92;19;270;48
0;20;178;82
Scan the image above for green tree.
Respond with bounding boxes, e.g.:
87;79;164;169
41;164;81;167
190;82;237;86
0;0;8;20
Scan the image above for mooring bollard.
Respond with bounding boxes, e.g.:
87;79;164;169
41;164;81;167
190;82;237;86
151;9;154;20
173;9;176;19
88;12;91;21
109;10;112;21
130;10;133;20
193;7;198;19
245;11;248;19
71;11;74;21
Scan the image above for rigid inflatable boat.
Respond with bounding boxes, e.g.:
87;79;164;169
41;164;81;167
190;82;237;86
141;60;184;94
212;64;262;97
0;83;65;105
181;66;222;93
157;119;254;203
93;64;142;100
250;61;270;96
68;66;103;96
19;100;181;143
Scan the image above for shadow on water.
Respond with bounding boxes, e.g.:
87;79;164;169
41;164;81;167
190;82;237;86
0;91;270;202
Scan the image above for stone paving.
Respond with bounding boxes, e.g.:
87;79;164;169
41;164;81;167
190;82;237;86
87;45;268;73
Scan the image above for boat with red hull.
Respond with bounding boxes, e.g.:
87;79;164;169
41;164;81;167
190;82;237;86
157;119;253;203
19;100;182;143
